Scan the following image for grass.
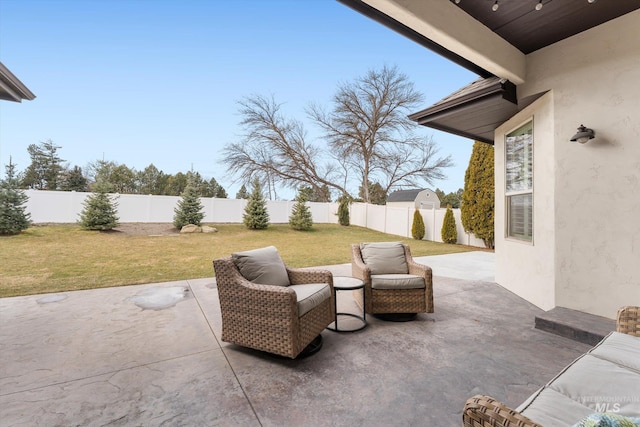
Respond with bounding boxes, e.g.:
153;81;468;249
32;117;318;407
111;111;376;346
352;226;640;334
0;223;482;298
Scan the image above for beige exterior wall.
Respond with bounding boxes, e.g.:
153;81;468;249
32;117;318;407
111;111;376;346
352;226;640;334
498;10;640;318
495;93;556;311
356;1;640;319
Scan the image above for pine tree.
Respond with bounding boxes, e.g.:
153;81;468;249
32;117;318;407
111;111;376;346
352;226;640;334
289;190;313;231
235;184;249;199
22;139;65;190
441;206;457;244
461;141;495;248
59;165;88;192
337;195;350;226
0;159;32;235
78;181;119;230
173;177;205;229
243;178;269;229
411;209;425;240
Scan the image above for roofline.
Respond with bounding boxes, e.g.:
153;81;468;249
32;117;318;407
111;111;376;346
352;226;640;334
409;78;516;120
0;61;36;102
337;0;493;79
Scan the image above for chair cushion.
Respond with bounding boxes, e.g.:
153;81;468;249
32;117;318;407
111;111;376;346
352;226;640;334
360;242;408;274
517;388;593;427
289;283;331;317
371;274;425;289
231;246;290;286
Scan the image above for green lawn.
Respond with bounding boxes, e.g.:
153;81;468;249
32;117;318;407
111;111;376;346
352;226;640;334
0;223;481;298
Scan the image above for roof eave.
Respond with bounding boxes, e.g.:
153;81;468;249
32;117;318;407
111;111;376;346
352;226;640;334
0;62;36;103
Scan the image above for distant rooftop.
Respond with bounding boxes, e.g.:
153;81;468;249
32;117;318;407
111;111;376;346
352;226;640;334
387;188;425;202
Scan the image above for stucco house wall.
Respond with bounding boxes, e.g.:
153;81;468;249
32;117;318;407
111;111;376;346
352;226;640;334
496;10;640;318
495;92;556;311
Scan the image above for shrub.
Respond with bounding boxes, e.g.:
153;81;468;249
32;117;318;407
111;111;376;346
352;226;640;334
337;195;350;226
411;209;425;240
173;177;205;229
441;206;457;244
243;178;270;230
289;190;313;231
78;181;120;231
461;141;495;248
0;160;31;235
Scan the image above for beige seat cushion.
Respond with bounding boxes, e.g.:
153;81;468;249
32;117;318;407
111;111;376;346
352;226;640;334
518;333;640;425
360;242;408;274
371;274;425;289
231;246;290;286
289;283;331;317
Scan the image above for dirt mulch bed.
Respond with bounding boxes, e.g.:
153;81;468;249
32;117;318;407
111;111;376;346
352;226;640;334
113;223;180;236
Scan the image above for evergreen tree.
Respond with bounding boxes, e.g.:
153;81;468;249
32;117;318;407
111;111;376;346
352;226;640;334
289;190;313;231
461;141;495;248
0;159;31;235
215;185;228;198
441;206;458;244
78;181;119;230
164;172;188;196
411;209;425;240
59;165;88;192
337;195;350;226
243;178;269;229
136;164;167;195
208;177;228;198
22;139;65;190
235;184;249;199
358;181;387;205
173;177;205;229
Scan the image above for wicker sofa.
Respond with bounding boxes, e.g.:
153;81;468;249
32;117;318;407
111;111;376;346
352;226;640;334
462;306;640;427
213;246;334;359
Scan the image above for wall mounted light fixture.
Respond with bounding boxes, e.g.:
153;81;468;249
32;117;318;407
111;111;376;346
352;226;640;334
570;125;595;143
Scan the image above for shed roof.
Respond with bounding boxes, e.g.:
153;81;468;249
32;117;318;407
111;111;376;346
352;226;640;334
387;189;425;203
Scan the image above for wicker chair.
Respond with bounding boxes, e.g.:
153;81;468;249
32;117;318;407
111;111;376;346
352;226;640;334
351;242;433;317
462;306;640;427
213;252;334;359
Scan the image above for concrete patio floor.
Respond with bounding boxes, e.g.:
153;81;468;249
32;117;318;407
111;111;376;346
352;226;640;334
0;251;594;426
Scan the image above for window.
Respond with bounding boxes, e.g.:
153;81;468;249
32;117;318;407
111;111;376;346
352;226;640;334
505;120;533;241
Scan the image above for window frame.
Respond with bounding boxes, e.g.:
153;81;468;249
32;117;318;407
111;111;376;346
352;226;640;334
505;119;534;243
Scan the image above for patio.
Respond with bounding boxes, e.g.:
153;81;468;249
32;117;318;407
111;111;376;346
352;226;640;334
0;252;593;426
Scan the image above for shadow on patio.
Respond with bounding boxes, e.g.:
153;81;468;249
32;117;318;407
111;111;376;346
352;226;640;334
0;252;593;426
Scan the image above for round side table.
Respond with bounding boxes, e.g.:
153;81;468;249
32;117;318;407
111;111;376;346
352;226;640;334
327;276;367;332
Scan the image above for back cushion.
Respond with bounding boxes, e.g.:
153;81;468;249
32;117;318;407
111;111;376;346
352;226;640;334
232;246;290;286
360;242;409;275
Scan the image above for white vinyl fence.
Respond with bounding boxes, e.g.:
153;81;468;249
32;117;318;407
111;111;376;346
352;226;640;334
24;190;486;247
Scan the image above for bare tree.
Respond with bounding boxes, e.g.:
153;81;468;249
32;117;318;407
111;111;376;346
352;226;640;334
222;66;452;202
221;95;345;201
309;65;452;202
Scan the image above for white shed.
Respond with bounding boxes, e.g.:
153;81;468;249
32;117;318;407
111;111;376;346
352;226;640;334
386;189;441;209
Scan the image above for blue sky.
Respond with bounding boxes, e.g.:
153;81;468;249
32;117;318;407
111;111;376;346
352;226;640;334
0;0;478;198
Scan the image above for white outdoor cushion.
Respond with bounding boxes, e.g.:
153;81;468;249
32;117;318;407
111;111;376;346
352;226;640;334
588;331;640;372
518;388;593;427
289;283;331;317
518;333;640;426
232;246;290;287
545;355;640;417
360;242;408;275
371;274;425;289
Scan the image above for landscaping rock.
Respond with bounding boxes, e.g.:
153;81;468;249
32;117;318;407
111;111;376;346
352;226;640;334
202;226;218;233
180;224;202;233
